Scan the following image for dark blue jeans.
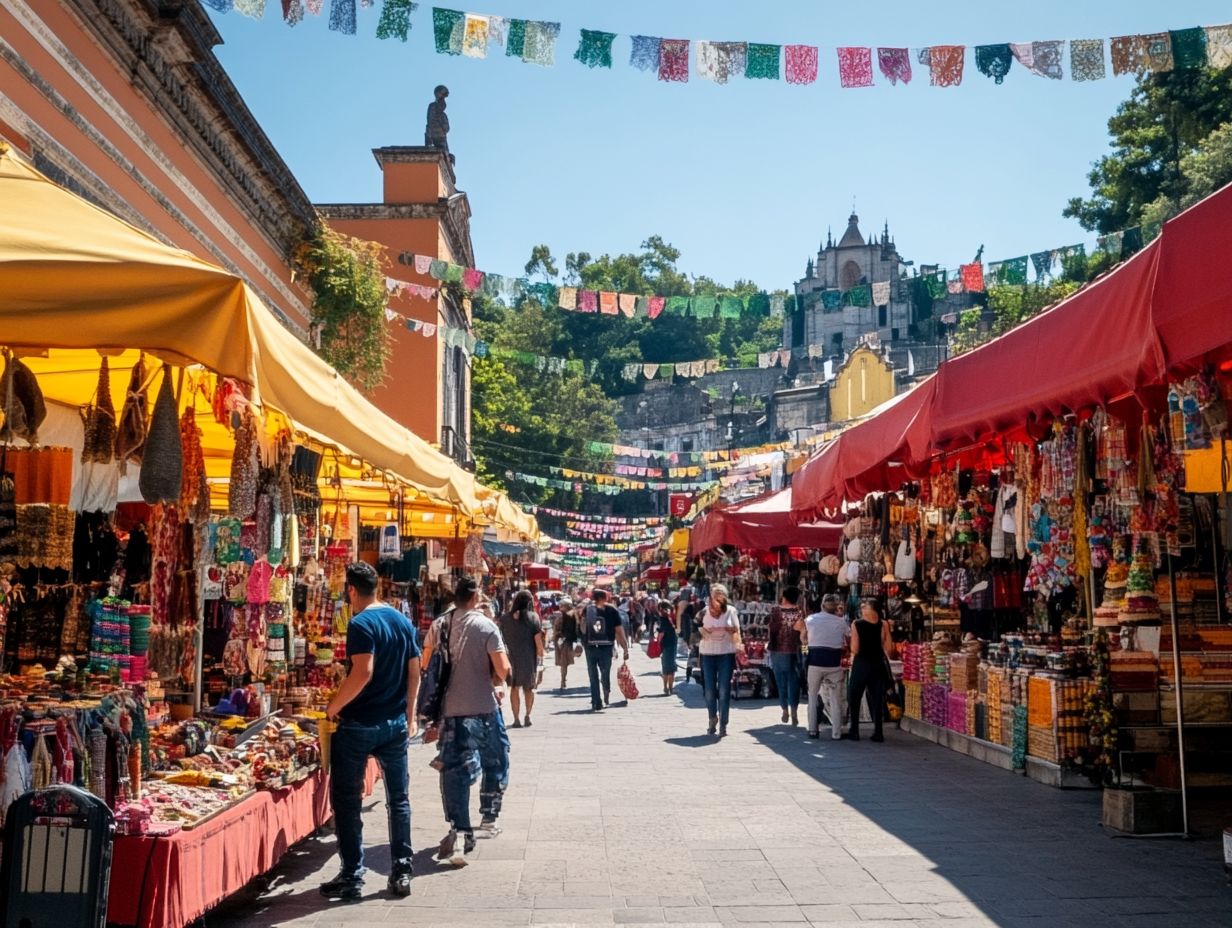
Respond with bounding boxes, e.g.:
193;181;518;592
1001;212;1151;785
769;651;800;711
584;644;614;709
330;716;411;880
439;712;510;834
701;652;736;727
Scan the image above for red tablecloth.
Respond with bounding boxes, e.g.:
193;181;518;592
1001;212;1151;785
107;761;379;928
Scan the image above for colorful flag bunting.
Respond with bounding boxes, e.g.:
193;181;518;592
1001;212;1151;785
692;295;717;318
871;281;891;306
1142;32;1174;73
1206;25;1232;68
235;0;266;18
1030;251;1054;279
462;267;484;291
599;291;619;315
522;21;560;66
1070;38;1106;81
666;295;690;316
960;262;985;293
204;0;234;12
1110;35;1147;75
619;293;638;317
328;0;356;33
647;296;666;319
428;259;448;280
1011;40;1064;78
282;0;305;25
746;43;781;79
579;290;598;313
845;284;870;307
505;18;525;57
821;290;842;310
432;7;464;53
837;47;874;88
975;44;1013;83
629;35;661;72
575;29;616;68
784;45;819;84
719;295;743;318
926;45;965;86
877;47;913;84
947;278;964;295
461;13;488;56
659;39;690;82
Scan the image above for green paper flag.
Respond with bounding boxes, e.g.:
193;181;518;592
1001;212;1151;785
845;284;870;307
747;292;771;317
719;296;744;318
746;44;781;79
432;7;464;54
428;259;448;280
634;296;650;318
666;296;690;316
923;271;947;299
1170;27;1208;69
692;295;718;318
444;263;465;283
376;0;416;41
506;18;526;57
821;290;842;310
575;29;616;68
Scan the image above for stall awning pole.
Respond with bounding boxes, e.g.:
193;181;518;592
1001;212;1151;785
1166;549;1190;837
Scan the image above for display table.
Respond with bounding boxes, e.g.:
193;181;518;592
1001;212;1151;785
107;761;380;928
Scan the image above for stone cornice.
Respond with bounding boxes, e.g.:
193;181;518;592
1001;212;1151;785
317;194;476;270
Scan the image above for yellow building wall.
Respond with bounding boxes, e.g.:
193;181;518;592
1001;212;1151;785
829;346;895;422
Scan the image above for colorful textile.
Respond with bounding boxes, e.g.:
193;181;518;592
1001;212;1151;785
719;295;743;318
947;278;964;295
697;41;747;83
1143;32;1174;73
462;268;484;291
486;16;509;48
996;256;1028;286
692;295;717;319
1030;251;1055;279
414;254;433;275
784;45;819;84
282;0;305;25
622;364;640;382
432;7;464;54
630;35;661;72
647;296;666;319
462;13;489;57
960;262;985;293
871;281;891;306
328;0;356;33
1205;25;1232;68
746;44;781;80
618;293;638;317
504;18;526;57
926;45;965;86
578;290;598;313
706;360;721;374
529;283;557;308
877;47;912;85
1070;38;1106;81
428;259;448;280
975;44;1013;83
1110;35;1147;75
444;263;464;284
923;271;947;299
845;284;870;307
235;0;266;18
523;21;560;66
575;29;616;69
821;290;842;310
659;39;690;82
599;291;618;315
1167;28;1207;69
558;287;577;311
665;295;690;316
837;47;874;88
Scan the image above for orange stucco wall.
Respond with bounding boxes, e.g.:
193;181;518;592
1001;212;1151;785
325;216;447;442
0;1;311;327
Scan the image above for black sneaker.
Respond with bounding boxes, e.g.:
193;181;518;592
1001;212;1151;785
387;871;412;897
319;871;363;900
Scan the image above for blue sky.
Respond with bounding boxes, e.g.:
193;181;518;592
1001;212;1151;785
206;2;1230;290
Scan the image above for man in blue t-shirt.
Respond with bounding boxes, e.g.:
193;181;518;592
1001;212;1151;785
322;562;422;900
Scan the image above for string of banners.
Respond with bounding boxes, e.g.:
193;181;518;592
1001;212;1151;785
528;508;669;524
203;3;1231;90
505;469;715;494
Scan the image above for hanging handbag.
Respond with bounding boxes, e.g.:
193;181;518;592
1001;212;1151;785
647;636;663;659
894;539;916;580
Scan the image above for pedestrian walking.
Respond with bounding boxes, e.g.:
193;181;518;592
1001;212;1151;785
437;577;513;867
797;594;849;740
500;590;545;728
654;599;679;695
552;597;579;691
767;587;804;726
698;583;741;738
848;599;893;742
322;562;421;900
581;589;629;711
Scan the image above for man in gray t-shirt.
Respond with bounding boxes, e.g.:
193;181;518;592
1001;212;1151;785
437;577;513;867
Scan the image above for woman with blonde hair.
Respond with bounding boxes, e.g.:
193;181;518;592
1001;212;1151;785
698;583;742;738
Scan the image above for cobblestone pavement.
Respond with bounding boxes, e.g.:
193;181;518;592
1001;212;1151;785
209;646;1230;928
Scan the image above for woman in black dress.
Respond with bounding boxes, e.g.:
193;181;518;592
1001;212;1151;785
500;590;545;728
655;600;679;696
848;599;893;742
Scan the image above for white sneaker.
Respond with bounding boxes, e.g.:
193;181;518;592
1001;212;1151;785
476;819;503;838
449;833;471;868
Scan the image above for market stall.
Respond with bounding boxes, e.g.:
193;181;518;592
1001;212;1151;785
0;147;534;924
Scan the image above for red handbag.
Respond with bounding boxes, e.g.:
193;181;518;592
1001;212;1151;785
647;637;663;659
617;661;640;700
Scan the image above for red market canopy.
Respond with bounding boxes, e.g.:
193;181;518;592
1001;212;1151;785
792;180;1232;520
690;488;844;556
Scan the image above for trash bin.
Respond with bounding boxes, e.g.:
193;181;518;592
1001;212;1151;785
0;785;114;928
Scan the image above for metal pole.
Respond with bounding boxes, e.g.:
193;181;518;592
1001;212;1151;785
1166;548;1190;837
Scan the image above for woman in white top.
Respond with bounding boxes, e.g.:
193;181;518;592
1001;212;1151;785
698;583;742;738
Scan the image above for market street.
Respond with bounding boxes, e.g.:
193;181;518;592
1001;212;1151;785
210;646;1229;928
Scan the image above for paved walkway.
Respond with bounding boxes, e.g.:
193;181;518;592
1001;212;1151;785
209;646;1230;928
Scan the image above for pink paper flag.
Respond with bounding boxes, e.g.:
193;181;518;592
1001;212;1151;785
837;47;874;88
877;47;912;85
579;290;598;313
784;45;819;84
462;268;484;292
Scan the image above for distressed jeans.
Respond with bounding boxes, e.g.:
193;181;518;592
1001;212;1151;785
439;712;510;835
330;716;412;880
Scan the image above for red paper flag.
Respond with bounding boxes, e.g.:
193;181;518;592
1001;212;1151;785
659;39;690;82
960;262;985;293
837;47;874;87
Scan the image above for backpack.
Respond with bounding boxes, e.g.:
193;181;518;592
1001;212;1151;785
416;615;452;724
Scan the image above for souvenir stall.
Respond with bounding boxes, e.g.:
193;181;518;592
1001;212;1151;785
0;148;533;927
790;180;1232;806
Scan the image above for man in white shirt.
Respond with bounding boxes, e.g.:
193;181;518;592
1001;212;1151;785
796;594;849;740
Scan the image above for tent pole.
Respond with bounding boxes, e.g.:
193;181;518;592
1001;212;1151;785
1166;548;1190;837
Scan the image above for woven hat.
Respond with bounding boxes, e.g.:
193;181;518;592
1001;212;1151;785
138;364;183;504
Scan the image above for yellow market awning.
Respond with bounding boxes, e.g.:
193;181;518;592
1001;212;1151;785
0;146;479;515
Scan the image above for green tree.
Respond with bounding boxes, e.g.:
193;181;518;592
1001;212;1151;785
1065;66;1232;234
952;280;1081;354
1141;119;1232;229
